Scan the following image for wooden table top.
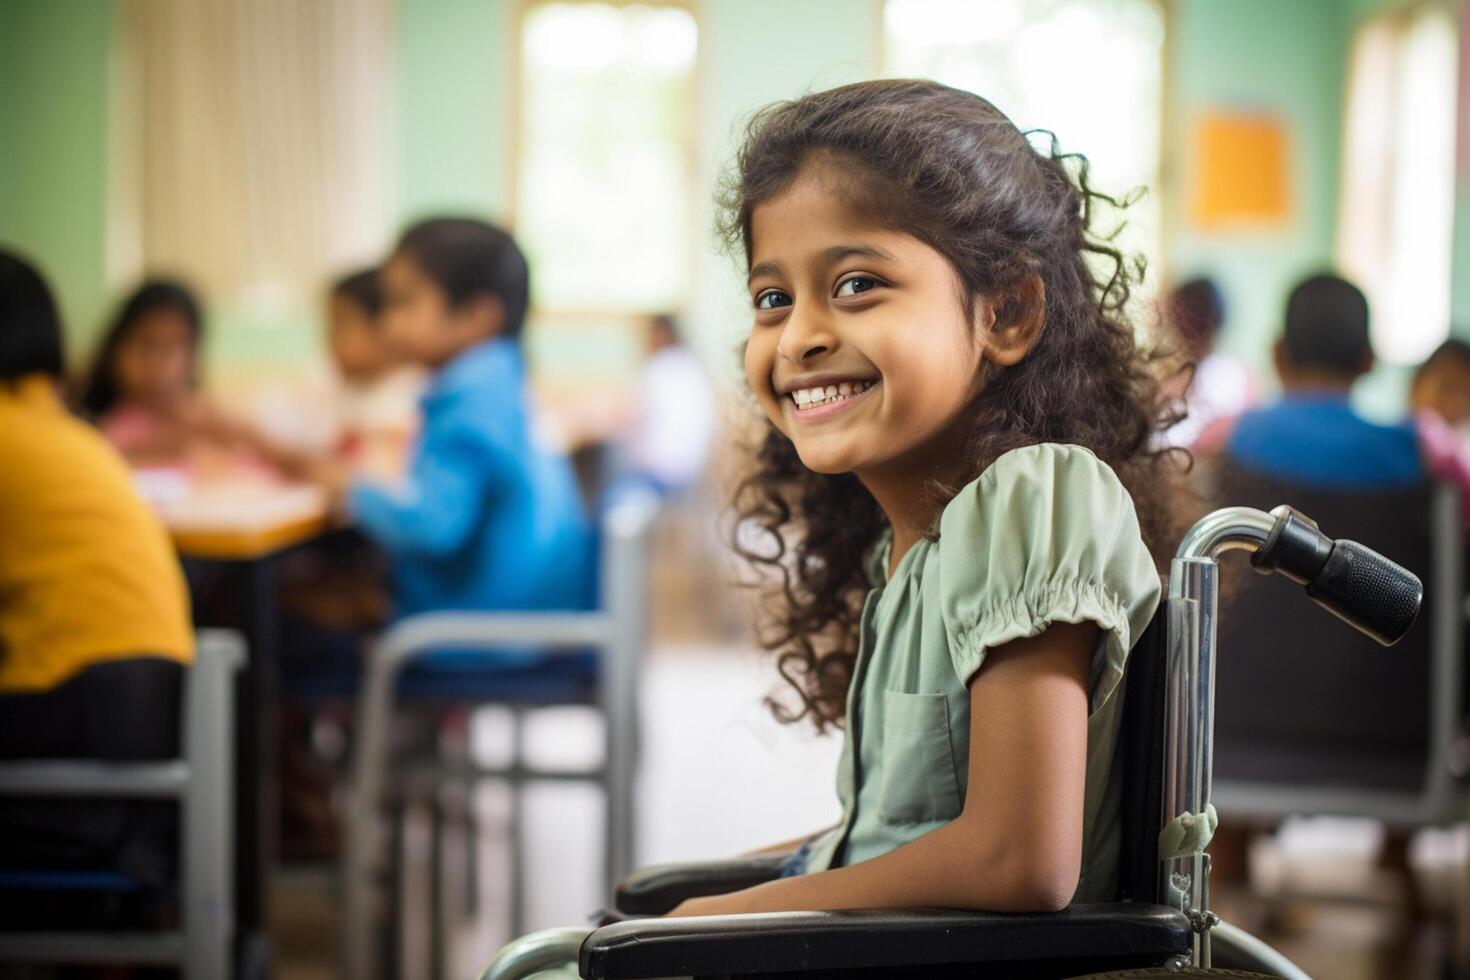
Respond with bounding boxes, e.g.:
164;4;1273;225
146;479;332;561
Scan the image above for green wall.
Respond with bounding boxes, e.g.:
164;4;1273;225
689;0;877;380
1164;0;1348;373
395;0;515;223
0;0;116;349
1453;0;1470;336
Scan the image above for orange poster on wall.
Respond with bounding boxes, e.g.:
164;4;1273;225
1191;112;1290;229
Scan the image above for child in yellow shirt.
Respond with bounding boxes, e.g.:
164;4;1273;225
0;249;193;889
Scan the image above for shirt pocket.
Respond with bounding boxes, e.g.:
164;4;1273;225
877;690;963;827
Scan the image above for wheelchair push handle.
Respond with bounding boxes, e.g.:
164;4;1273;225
1249;504;1422;646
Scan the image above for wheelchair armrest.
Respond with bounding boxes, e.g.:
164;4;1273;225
613;855;791;916
581;903;1191;979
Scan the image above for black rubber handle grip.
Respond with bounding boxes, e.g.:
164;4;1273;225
1304;538;1422;647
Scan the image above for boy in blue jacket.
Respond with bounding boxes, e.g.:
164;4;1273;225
349;218;592;619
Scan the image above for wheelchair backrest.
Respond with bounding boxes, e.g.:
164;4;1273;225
1116;609;1168;904
1211;467;1448;802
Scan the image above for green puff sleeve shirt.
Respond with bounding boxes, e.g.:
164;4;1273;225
803;443;1162;904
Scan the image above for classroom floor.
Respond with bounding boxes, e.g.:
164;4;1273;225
271;643;1461;980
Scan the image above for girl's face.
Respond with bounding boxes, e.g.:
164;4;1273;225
114;308;197;407
1411;359;1470;427
743;164;986;479
328;294;394;382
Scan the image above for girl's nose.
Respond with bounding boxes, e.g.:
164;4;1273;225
776;309;837;364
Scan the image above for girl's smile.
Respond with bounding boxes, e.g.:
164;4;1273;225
744;162;986;479
782;377;880;422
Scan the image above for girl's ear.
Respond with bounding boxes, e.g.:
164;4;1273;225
980;274;1046;367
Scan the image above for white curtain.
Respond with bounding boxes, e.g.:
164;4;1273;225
114;0;394;308
1337;5;1458;366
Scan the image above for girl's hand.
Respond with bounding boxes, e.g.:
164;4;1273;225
666;892;753;918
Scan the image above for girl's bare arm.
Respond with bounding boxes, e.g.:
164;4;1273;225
670;621;1096;916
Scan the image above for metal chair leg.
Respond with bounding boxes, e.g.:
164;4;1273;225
345;639;399;980
465;757;480;917
185;632;242;980
508;708;525;941
430;788;446;980
384;795;405;980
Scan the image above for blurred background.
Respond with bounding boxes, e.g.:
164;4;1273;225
2;1;1469;979
6;0;1463;421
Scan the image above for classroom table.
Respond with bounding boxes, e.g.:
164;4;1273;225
157;481;331;979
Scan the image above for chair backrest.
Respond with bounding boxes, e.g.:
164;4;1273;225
1210;466;1460;818
1116;610;1168;904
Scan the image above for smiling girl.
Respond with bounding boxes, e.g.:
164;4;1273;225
488;78;1181;976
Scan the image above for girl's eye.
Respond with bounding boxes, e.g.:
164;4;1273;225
835;275;880;298
755;289;792;310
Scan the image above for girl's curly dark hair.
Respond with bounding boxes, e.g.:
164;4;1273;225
721;79;1187;732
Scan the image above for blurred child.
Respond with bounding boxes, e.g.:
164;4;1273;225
319;217;593;623
626;312;715;496
1219;276;1470;533
325;267;422;482
1160;276;1255;450
0;249;193;892
1224;274;1425;488
1410;338;1470;528
1411;338;1470;438
80;279;289;477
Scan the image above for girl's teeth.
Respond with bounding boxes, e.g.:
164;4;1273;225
791;380;874;410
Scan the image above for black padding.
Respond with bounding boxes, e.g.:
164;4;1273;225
1212;468;1439;797
1306;539;1422;647
614;856;790;916
580;904;1191;979
1116;612;1166;904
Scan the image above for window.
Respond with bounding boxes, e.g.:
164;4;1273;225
515;2;698;314
1337;4;1458;366
882;0;1165;297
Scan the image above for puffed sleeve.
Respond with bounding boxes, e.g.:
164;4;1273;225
937;443;1162;713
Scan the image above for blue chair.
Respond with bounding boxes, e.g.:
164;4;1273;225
343;491;658;980
0;631;244;977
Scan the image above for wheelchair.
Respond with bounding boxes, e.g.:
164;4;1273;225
484;501;1425;979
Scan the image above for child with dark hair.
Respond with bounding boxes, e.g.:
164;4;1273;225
316;218;592;622
491;78;1178;972
81;278;290;475
1412;338;1470;434
325;266;422;479
1162;275;1256;448
1224;274;1425;488
0;249;193;889
1410;337;1470;529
